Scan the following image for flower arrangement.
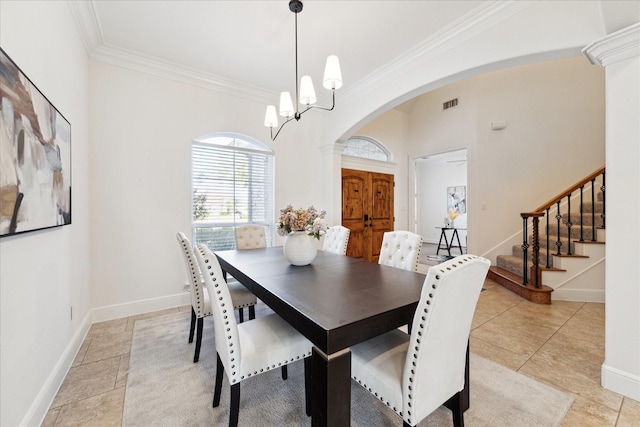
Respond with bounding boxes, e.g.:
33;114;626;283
276;204;328;240
448;208;460;222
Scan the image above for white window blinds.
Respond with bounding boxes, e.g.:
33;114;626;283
192;138;274;250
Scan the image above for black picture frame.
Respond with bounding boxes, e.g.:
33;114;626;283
0;47;72;238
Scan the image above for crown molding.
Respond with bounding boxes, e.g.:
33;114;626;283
583;22;640;67
340;0;534;101
67;0;104;56
67;0;276;103
68;0;533;105
90;44;276;103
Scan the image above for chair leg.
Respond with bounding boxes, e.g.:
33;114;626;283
238;307;244;323
213;354;224;408
229;383;241;427
188;308;196;343
281;365;288;380
403;422;411;427
193;317;203;363
450;391;465;427
248;305;256;320
304;357;312;416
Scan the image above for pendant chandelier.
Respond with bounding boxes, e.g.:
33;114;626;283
264;0;342;141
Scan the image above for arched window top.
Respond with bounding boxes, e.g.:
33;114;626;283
194;132;273;153
343;136;391;162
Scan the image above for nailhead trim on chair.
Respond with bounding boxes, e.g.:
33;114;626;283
379;231;423;272
178;234;212;318
353;376;405;419
322;226;351;255
354;255;481;426
402;255;478;425
202;248;313;385
239;351;313;381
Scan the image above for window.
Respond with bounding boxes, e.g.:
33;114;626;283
342;136;390;162
192;133;274;250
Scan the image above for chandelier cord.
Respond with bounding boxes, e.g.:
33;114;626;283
294;8;300;120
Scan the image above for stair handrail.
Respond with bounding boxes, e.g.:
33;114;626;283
529;166;606;214
521;166;606;288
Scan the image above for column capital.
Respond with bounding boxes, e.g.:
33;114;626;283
583;23;640;67
318;141;346;156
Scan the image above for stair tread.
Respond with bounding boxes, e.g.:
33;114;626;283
487;267;553;304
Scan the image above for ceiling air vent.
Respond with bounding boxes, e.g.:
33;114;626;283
443;98;458;110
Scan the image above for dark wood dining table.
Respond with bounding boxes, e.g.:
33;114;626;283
215;247;469;426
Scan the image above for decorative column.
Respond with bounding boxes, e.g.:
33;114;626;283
583;22;640;401
319;141;346;225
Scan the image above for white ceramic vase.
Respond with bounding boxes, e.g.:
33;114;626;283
283;231;318;266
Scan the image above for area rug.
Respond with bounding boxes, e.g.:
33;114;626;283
123;311;573;426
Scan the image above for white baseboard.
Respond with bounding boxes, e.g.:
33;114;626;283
552;288;605;303
602;363;640;401
92;291;191;323
22;312;92;427
21;292;191;426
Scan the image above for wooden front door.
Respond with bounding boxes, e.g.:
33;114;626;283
342;169;394;262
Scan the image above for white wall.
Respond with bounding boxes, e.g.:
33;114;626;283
404;57;604;259
339;56;604;262
88;61;327;316
0;2;91;426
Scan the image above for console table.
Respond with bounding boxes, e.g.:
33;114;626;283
436;227;466;256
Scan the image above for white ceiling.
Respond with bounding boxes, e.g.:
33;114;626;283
72;1;639;100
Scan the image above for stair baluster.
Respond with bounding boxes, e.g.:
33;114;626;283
566;195;573;255
492;166;606;304
580;185;585;242
545;207;551;268
555;201;562;255
601;171;606;230
521;215;529;285
531;215;541;288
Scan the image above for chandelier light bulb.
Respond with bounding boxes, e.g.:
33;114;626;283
323;55;342;90
279;92;295;118
264;105;278;128
299;75;317;106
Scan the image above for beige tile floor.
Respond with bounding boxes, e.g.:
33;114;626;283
41;281;639;426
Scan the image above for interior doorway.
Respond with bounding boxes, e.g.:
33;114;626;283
414;149;468;249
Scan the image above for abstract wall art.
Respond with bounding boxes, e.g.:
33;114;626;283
447;185;466;214
0;47;71;237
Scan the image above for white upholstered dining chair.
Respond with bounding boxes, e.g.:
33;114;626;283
351;255;490;427
176;232;257;363
322;225;351;255
194;244;313;427
234;224;267;250
378;230;423;272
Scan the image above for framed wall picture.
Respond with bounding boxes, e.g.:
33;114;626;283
0;47;71;237
447;186;466;214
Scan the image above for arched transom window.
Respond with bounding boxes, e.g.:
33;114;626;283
343;136;390;162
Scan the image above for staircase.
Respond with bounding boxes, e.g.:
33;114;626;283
488;167;606;304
